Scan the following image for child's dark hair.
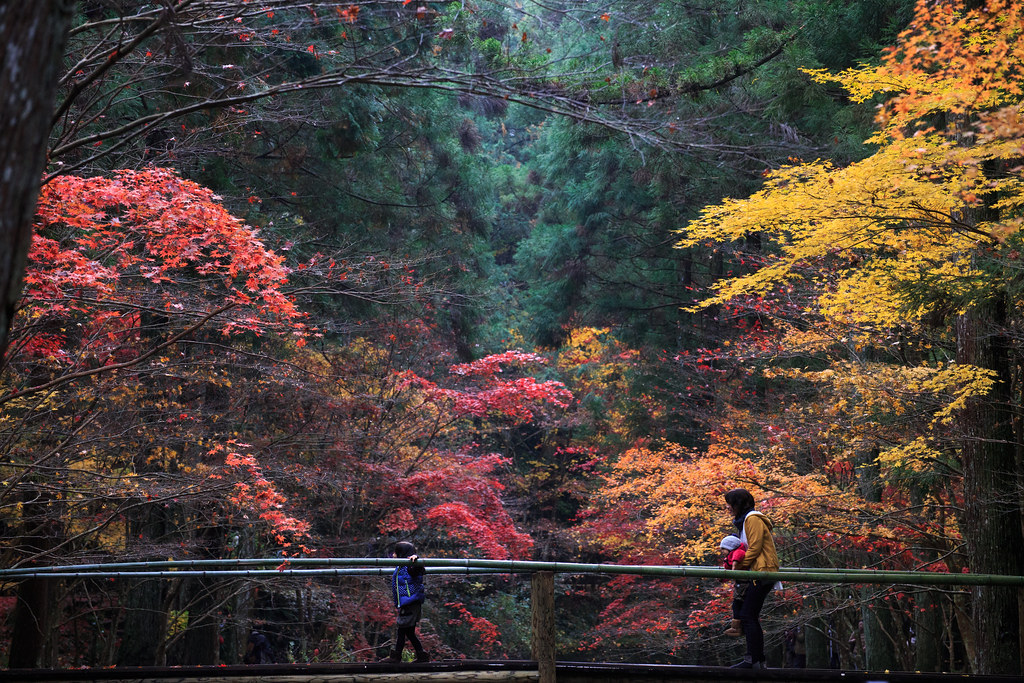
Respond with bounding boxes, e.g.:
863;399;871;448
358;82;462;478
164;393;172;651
394;541;416;557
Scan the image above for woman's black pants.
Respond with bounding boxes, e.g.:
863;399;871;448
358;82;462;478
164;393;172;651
738;579;774;663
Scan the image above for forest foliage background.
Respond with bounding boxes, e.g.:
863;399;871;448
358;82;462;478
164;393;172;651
2;0;1023;675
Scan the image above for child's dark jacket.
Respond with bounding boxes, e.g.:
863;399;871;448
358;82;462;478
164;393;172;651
391;563;425;608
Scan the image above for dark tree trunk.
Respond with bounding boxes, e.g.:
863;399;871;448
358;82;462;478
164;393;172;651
118;504;183;666
220;529;257;665
855;447;882;503
8;493;61;668
957;294;1024;674
175;520;228;666
861;589;898;672
914;588;943;673
118;579;167;666
0;2;72;364
804;615;829;669
9;579;52;668
177;579;222;665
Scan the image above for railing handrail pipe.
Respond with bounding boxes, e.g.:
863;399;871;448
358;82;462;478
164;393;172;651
0;557;1021;586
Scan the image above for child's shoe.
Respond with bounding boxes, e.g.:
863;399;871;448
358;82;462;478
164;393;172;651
724;619;743;637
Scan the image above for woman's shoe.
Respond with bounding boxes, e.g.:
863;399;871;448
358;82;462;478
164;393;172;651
724;619;743;636
731;658;753;668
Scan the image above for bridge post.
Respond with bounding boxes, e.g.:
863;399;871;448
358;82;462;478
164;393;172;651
531;571;555;683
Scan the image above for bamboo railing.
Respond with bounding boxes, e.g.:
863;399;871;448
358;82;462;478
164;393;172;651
3;558;1021;682
1;556;1022;586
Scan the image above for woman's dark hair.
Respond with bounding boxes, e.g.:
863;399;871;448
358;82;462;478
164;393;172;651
394;540;416;557
724;488;756;517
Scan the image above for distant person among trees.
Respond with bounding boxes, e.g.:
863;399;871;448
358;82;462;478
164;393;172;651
724;488;779;670
383;541;430;663
719;534;747;637
243;630;274;664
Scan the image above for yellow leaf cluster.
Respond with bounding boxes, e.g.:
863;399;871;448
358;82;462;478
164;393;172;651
679;133;1011;328
874;436;944;473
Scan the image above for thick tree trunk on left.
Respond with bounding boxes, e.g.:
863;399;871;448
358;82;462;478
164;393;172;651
8;493;61;668
8;578;53;668
957;293;1024;675
0;2;73;364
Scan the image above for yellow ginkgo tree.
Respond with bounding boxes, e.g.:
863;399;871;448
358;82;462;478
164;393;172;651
678;0;1024;674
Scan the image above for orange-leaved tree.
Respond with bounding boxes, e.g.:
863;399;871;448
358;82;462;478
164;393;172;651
576;429;867;663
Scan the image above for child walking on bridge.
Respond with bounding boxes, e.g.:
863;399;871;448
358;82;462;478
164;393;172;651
383;541;430;663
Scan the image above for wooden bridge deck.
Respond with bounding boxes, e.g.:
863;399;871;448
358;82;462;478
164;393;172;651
0;661;1020;683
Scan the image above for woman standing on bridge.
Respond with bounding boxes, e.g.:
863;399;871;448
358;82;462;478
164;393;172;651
724;488;779;671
